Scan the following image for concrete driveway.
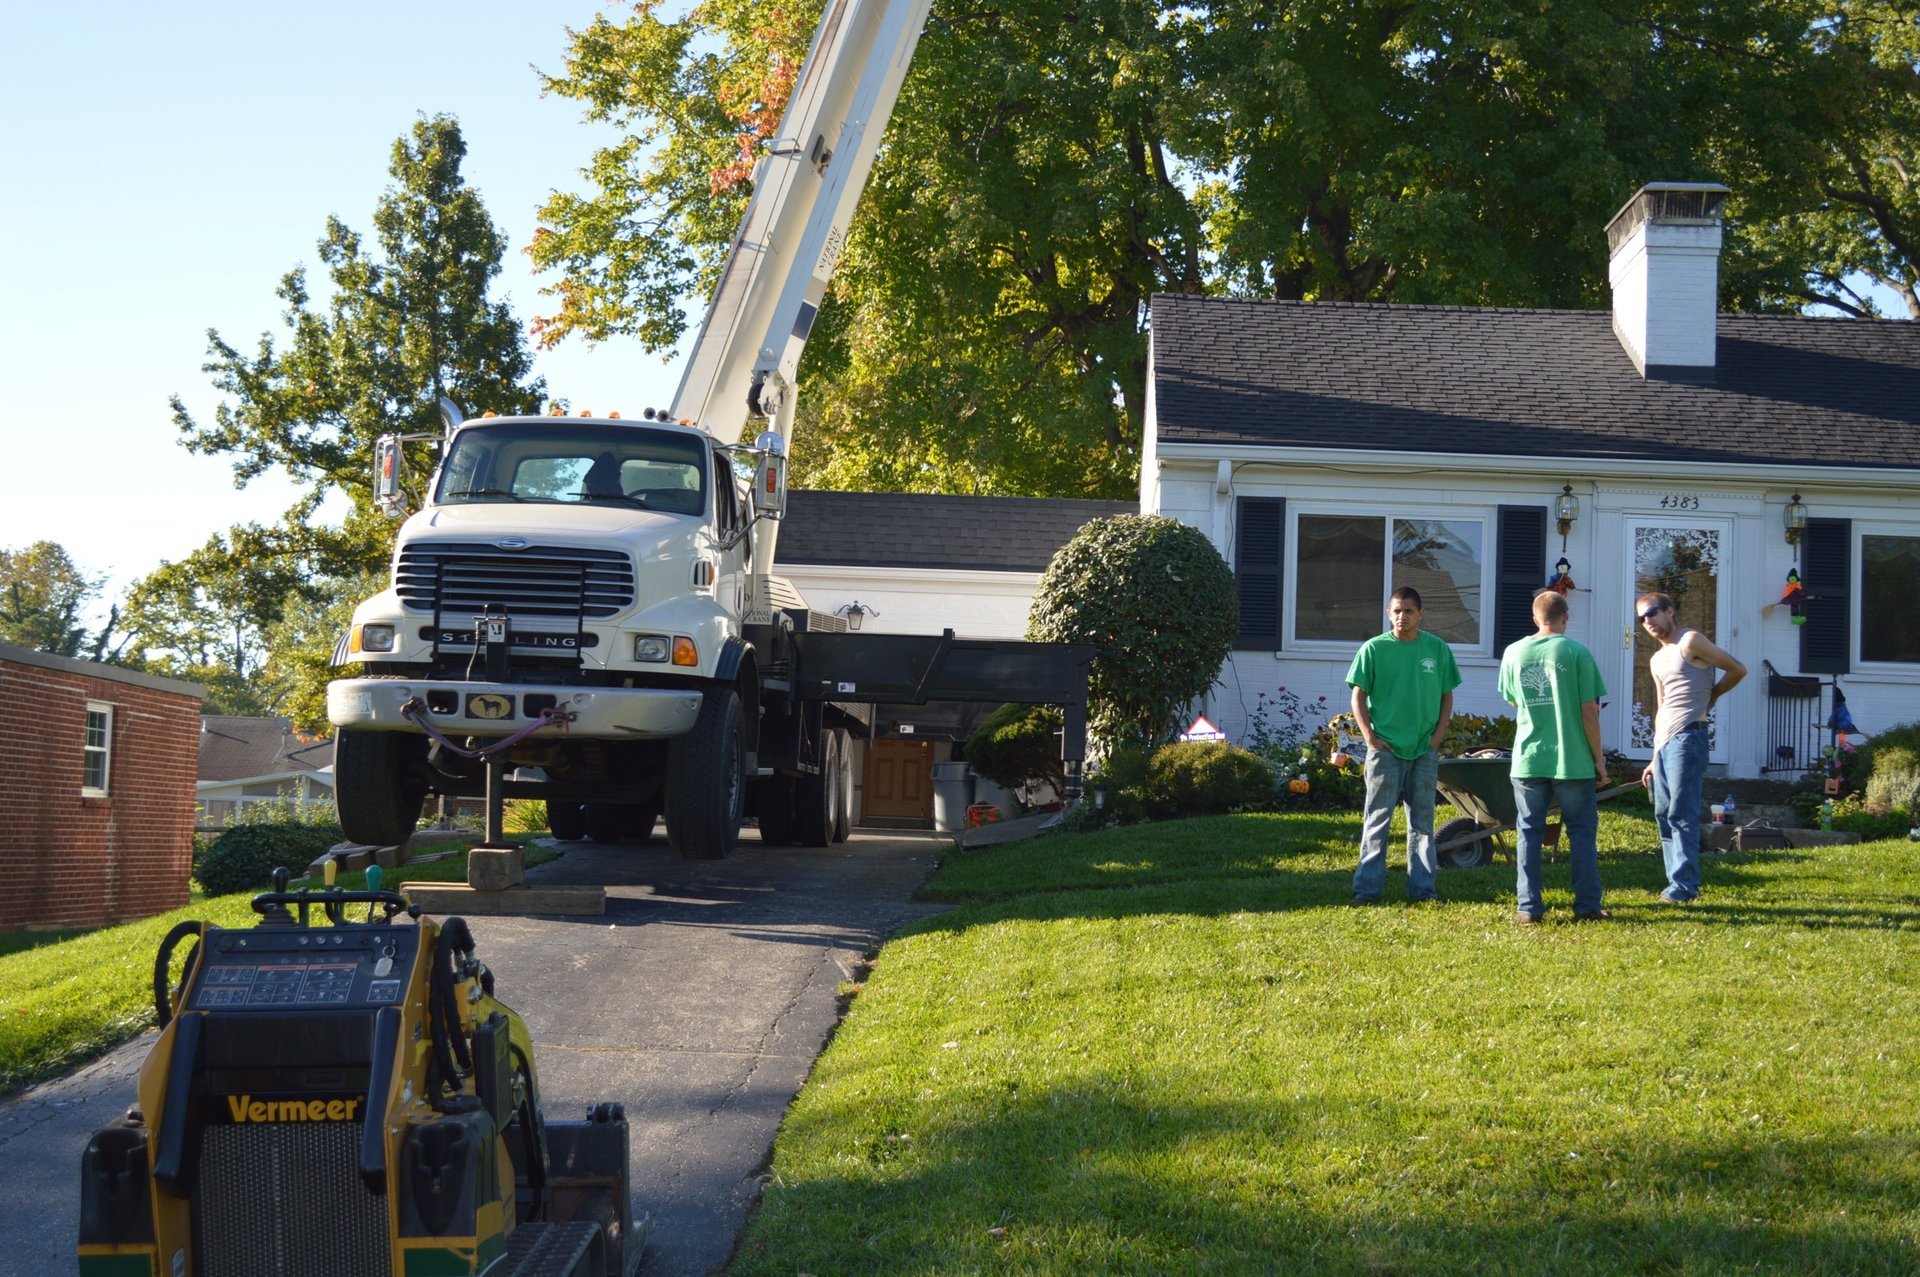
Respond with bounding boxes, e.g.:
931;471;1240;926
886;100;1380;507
0;829;949;1277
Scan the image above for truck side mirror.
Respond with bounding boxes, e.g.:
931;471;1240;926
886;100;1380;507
751;431;788;520
374;435;406;519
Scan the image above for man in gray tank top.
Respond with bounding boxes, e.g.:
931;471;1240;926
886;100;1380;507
1635;592;1747;903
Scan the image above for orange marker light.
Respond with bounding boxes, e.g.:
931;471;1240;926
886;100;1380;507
671;637;697;666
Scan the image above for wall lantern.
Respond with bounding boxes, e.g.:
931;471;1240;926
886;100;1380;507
1554;484;1579;538
835;600;879;631
1784;493;1808;548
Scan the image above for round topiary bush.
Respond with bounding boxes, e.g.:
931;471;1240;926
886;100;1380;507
1027;514;1238;753
1144;741;1275;817
196;822;345;896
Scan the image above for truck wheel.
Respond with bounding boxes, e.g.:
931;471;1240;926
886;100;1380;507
666;688;745;860
830;729;854;844
795;729;840;847
334;729;428;847
547;801;587;841
585;803;630;843
623;804;659;843
754;777;796;845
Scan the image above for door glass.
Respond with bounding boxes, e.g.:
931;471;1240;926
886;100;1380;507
1630;525;1722;752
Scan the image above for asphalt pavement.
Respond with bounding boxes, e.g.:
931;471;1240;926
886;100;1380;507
0;828;950;1277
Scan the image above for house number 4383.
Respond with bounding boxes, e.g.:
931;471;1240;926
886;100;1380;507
1658;494;1701;510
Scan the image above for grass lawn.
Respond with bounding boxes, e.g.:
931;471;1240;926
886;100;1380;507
734;806;1920;1275
0;838;553;1097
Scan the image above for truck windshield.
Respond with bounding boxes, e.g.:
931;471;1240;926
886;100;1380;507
436;423;708;515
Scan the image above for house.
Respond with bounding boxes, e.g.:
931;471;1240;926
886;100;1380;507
775;489;1135;822
0;644;204;930
1142;183;1920;778
195;716;336;828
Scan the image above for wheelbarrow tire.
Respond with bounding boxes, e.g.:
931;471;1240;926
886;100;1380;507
1436;816;1494;869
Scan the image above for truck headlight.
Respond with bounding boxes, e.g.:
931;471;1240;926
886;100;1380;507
358;624;395;653
633;635;670;662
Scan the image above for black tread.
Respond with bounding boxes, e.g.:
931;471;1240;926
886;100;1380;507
547;801;587;842
666;688;744;860
334;729;427;847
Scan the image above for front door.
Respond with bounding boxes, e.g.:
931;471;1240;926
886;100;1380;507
862;738;935;824
1622;518;1731;762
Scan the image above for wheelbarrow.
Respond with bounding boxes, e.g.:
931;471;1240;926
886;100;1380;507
1433;751;1641;869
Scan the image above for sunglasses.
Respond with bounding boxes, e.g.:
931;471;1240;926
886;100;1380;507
1637;605;1668;621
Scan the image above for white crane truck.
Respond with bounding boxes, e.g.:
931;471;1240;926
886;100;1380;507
326;0;1091;859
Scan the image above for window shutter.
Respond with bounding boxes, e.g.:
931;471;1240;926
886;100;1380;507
1799;517;1851;674
1494;506;1547;652
1235;497;1285;650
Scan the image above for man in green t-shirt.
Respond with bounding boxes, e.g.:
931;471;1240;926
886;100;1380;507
1496;591;1610;925
1346;586;1461;903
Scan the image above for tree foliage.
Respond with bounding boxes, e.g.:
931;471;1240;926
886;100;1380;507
0;541;101;657
173;114;547;587
1027;515;1238;753
531;0;1917;500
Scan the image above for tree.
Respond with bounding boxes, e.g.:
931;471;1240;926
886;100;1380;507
0;541;101;657
1026;515;1238;753
531;2;1913;501
173;114;548;589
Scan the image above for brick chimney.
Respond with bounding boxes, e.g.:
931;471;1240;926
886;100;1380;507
1605;182;1730;379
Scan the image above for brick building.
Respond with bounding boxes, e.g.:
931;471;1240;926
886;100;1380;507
0;644;205;930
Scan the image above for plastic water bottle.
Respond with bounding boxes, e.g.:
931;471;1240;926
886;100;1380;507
1820;799;1834;831
1723;793;1736;824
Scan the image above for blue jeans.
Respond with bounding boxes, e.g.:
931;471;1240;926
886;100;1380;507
1512;777;1602;917
1650;723;1709;900
1354;746;1439;901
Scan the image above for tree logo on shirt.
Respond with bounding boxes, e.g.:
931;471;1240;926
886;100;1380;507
1519;662;1555;700
1421;657;1437;673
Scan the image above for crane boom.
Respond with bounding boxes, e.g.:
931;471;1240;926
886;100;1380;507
669;0;932;583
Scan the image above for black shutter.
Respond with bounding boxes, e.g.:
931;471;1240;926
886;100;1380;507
1495;506;1547;652
1800;517;1852;674
1235;497;1285;650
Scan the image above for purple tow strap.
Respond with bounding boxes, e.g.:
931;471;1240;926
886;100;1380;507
400;698;574;758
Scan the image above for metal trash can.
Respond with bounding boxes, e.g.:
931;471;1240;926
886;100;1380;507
931;762;975;832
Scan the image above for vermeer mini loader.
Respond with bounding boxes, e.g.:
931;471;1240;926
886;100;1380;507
79;868;645;1277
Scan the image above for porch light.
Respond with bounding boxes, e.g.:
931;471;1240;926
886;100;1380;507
1784;493;1808;547
1555;484;1579;537
836;601;878;631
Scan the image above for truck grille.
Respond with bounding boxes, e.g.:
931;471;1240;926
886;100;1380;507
396;543;635;619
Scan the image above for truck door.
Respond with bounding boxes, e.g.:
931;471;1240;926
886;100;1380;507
712;446;751;618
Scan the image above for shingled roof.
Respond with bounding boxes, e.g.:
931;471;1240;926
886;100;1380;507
197;716;333;783
1150;295;1920;469
777;490;1137;572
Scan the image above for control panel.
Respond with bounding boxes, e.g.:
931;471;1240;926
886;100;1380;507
190;924;423;1011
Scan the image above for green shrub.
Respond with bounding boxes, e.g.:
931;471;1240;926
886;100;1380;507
196;822;345;896
1438;712;1517;755
1088;746;1152;826
1144;741;1274;818
966;703;1065;792
1027;515;1238;753
1828;793;1911;841
1863;746;1920;815
1830;719;1920;796
503;800;549;836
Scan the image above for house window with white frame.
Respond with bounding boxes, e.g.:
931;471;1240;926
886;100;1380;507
82;701;113;795
1292;513;1487;646
1860;534;1920;664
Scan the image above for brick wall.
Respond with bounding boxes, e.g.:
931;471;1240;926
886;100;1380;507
0;651;204;930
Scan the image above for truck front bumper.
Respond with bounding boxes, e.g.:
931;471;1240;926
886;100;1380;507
328;677;704;740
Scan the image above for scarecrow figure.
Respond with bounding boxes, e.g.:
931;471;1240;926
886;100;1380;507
1546;557;1575;596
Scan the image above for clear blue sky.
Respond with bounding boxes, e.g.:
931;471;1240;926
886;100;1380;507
0;1;687;612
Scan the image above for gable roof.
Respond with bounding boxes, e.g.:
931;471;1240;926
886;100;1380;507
1150;295;1920;469
777;490;1137;572
197;716;332;783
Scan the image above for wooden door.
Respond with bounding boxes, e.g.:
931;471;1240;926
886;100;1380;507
862;738;934;823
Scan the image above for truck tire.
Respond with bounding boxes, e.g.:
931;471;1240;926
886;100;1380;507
754;777;796;845
831;729;854;843
795;729;840;847
623;804;659;843
548;801;587;841
334;729;429;848
584;803;627;844
666;688;745;860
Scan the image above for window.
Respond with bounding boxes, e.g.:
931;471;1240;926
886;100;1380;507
1292;513;1486;646
1861;534;1920;664
82;702;112;795
436;423;707;515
